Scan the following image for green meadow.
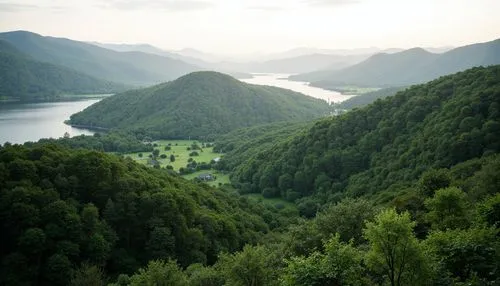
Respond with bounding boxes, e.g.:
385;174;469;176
123;140;228;185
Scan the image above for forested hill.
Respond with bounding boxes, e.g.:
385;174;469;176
0;40;126;101
0;31;200;86
68;71;331;139
0;143;276;285
291;38;500;88
225;65;500;205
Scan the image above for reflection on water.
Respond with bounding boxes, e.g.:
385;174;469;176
0;98;102;144
241;73;354;104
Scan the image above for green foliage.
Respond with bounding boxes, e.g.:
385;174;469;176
226;66;500;202
424;187;470;230
281;235;366;286
185;263;224;286
217;245;277;286
476;193;500;227
418;168;452;196
35;131;152;153
0;143;273;285
335;86;405;110
70;264;106;286
425;227;500;284
128;260;188;286
315;198;375;244
69;71;330;139
364;209;432;286
0;40;125;101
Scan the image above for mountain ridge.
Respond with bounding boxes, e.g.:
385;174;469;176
0;30;201;86
290;38;500;87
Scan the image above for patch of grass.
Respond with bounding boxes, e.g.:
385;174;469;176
124;140;222;170
244;193;298;211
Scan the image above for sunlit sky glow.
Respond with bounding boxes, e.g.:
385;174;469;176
0;0;499;55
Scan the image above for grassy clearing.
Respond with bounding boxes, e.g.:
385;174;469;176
183;170;231;187
124;140;221;170
244;193;298;212
123;139;226;185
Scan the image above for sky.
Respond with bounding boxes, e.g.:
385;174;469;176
0;0;499;55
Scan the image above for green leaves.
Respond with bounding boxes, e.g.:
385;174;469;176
364;209;431;286
424;187;470;230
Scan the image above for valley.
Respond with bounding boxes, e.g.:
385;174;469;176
0;6;499;284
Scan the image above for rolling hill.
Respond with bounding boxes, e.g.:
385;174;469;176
0;31;201;86
290;38;500;88
223;65;500;202
0;40;126;101
68;71;331;139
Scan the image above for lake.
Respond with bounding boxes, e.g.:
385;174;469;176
0;74;349;144
241;73;354;104
0;98;102;144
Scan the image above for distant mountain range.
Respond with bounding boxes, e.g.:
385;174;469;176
0;31;200;86
0;40;126;101
68;71;331;139
290;38;500;88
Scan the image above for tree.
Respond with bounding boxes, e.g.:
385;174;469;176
476;193;500;227
186;263;224;286
217;245;275;286
418;169;451;196
315;198;375;244
364;209;431;286
70;264;106;286
152;149;160;158
425;227;499;283
424;187;470;230
170;154;176;162
128;260;188;286
281;235;366;286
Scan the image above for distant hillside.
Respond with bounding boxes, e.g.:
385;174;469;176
0;31;201;86
245;54;368;74
0;40;126;101
335;87;406;110
92;42;253;79
68;71;331;139
290;38;500;88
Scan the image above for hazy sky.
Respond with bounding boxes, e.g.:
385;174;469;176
0;0;499;55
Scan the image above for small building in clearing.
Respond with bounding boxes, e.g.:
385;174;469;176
197;173;214;181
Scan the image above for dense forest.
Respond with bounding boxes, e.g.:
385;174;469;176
1;65;499;285
222;66;500;213
69;71;331;139
0;143;299;285
33;132;152;153
290;39;500;88
0;40;125;101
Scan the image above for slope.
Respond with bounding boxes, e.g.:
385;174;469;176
224;66;500;203
0;40;126;101
0;31;200;86
68;71;331;139
0;143;274;285
290;38;500;88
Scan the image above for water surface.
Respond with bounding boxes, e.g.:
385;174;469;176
0;99;101;144
241;73;354;104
